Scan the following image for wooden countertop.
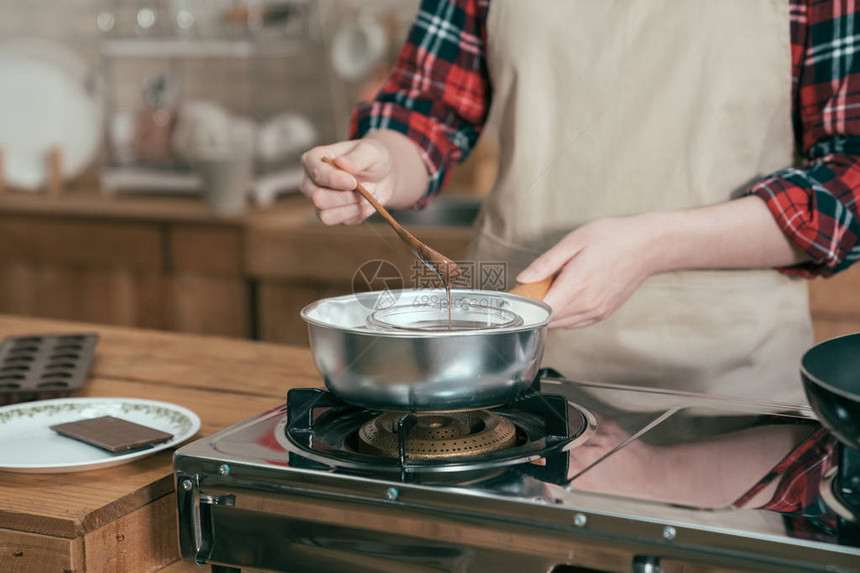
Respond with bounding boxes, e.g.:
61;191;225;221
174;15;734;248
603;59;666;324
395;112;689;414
0;314;320;573
0;174;473;232
0;175;310;226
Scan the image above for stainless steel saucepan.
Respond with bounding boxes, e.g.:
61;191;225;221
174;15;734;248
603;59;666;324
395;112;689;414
301;289;553;412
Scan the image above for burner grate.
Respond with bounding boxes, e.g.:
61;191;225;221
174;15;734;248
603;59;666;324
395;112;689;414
358;411;518;459
281;373;597;484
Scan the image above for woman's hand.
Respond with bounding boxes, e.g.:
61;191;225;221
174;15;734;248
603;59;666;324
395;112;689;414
516;196;810;329
300;138;396;226
300;130;430;226
516;216;662;329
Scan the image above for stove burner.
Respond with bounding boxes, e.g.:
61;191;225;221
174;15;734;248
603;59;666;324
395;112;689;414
358;411;517;459
280;373;597;484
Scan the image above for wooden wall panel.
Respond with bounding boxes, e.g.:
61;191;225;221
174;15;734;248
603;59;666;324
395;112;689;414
76;268;165;329
0;260;36;312
812;318;860;343
0;263;165;329
168;274;249;338
257;281;351;346
30;266;76;320
0;218;162;268
808;264;860;341
246;222;472;282
168;226;242;275
808;265;860;316
0;214;251;338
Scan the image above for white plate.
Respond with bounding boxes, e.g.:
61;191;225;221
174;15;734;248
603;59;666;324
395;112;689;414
0;397;200;473
0;41;102;190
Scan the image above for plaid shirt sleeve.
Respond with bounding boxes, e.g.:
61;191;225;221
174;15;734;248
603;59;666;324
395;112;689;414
748;0;860;277
350;0;490;205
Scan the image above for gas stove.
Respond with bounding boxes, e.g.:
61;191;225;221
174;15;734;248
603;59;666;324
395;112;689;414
174;371;860;572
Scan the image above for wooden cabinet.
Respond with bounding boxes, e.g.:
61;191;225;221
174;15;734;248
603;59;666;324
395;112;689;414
0;190;250;338
165;225;249;337
0;217;165;329
809;264;860;342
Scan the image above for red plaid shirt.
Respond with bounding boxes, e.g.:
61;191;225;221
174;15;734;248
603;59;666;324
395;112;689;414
352;0;860;277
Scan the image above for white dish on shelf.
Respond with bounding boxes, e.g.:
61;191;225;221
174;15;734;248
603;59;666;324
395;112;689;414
1;37;92;88
331;10;386;81
0;397;200;473
257;113;318;163
0;40;103;190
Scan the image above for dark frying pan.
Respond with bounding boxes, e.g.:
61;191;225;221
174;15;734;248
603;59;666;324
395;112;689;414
800;333;860;450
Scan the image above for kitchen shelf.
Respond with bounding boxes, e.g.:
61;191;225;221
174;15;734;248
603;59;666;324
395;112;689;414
100;38;301;59
101;166;200;195
98;0;329;203
101;164;305;205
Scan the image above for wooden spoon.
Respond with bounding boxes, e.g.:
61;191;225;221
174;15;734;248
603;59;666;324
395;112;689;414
322;156;462;283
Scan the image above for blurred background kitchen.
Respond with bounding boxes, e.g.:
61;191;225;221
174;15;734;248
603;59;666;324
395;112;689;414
0;0;854;348
0;0;499;345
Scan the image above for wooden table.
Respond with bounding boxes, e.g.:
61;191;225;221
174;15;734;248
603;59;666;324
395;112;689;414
0;315;320;573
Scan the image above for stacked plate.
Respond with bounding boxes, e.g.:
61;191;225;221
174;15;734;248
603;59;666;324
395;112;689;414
0;38;103;190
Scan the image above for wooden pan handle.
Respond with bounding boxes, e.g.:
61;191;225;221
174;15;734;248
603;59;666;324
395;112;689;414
508;275;554;301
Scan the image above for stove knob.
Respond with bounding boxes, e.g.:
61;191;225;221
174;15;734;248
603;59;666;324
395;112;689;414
662;526;676;541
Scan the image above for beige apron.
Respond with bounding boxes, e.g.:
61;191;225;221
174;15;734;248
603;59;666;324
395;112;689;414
472;0;812;405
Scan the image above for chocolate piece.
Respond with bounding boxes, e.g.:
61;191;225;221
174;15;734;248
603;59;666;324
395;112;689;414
51;415;173;453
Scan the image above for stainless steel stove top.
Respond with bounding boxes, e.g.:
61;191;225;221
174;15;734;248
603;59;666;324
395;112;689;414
174;375;860;573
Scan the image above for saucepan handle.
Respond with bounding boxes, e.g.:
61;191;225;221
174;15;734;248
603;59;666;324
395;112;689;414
508;275;554;301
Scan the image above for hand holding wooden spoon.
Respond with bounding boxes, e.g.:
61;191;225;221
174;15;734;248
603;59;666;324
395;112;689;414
322;156;463;283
